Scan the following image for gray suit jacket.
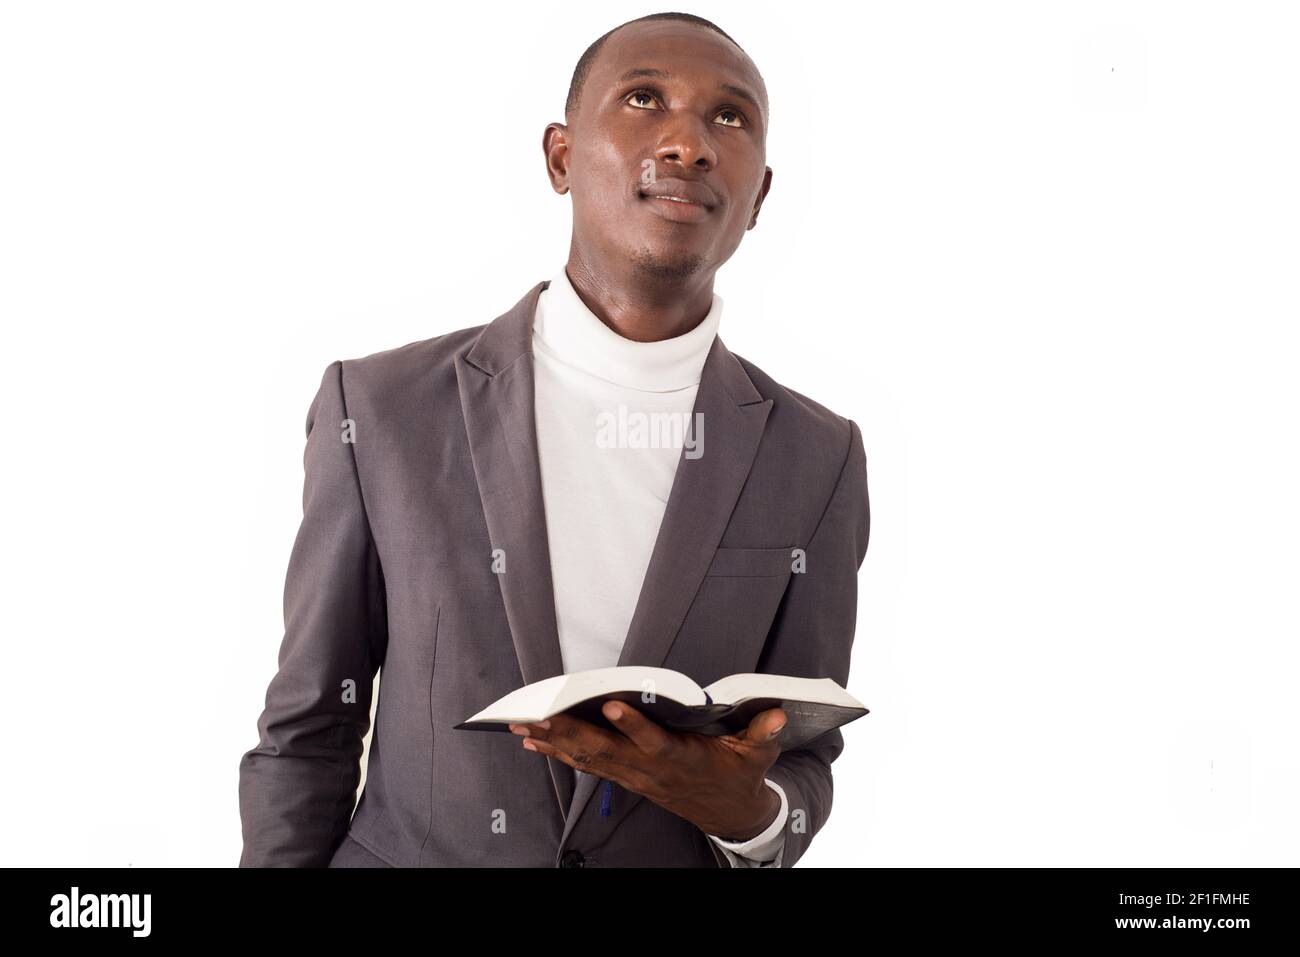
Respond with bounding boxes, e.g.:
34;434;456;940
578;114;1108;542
238;279;871;867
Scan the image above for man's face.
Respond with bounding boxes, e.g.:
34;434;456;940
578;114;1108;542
555;21;771;282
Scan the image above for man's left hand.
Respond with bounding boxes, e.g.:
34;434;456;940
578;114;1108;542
508;701;786;841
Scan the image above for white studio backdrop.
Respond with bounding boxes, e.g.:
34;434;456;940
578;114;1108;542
0;0;1295;866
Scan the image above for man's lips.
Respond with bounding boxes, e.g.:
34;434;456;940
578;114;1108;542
636;177;718;224
637;177;718;210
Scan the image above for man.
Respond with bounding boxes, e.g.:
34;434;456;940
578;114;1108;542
238;11;870;868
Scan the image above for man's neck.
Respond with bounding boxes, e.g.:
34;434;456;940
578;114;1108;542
564;255;716;343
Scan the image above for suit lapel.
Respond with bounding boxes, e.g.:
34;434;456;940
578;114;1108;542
455;280;575;819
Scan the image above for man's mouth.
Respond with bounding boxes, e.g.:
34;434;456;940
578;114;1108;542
636;177;718;222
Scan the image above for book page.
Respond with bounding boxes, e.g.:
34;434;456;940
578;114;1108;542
703;673;865;710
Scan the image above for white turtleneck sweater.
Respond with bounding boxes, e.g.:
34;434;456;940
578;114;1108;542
531;265;788;868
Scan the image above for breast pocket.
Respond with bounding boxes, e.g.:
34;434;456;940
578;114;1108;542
704;546;801;578
670;546;801;682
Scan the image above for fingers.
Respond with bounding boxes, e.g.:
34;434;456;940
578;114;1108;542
600;700;675;756
508;712;638;785
736;706;787;745
513;733;609;775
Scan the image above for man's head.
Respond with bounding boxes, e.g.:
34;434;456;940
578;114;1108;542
544;13;772;286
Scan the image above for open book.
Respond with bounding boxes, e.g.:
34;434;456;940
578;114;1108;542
453;666;868;752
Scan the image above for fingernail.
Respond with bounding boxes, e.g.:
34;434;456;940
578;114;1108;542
769;724;786;739
523;740;536;751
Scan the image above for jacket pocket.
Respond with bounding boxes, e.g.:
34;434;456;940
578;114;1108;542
704;546;799;578
330;832;397;868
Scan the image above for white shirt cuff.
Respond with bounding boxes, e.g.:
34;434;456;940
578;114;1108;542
706;778;788;866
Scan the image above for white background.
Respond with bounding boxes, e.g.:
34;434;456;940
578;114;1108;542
1;0;1296;866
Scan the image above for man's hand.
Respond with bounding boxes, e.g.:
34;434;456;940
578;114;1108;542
508;701;786;840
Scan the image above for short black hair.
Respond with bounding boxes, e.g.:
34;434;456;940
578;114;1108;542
565;12;747;119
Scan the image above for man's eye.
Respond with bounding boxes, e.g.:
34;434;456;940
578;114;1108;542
715;109;745;128
626;90;660;109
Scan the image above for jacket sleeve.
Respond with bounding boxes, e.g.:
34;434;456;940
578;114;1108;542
238;359;389;866
744;416;870;868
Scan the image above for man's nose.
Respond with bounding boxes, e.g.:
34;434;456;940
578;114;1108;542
653;116;718;170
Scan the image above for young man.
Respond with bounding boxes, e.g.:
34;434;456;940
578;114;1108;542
239;12;870;868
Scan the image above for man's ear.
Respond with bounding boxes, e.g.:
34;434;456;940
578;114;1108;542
543;122;570;195
747;166;773;229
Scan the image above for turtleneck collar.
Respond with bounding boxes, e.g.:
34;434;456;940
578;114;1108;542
532;265;722;393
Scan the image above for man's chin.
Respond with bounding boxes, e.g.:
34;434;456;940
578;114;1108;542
629;248;706;283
